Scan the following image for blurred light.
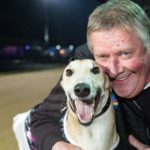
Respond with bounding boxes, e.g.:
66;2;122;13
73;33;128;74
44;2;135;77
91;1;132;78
44;27;49;45
56;44;61;50
3;46;18;55
69;45;74;50
49;51;55;56
59;49;65;55
24;45;31;50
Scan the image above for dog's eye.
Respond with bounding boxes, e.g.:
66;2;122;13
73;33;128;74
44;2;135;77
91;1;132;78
91;66;100;74
66;69;73;76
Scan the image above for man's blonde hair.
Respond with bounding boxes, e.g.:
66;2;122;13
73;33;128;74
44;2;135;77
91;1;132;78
87;0;150;51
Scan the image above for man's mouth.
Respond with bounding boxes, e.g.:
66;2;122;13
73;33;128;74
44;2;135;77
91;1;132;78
116;76;128;80
69;89;100;125
110;74;131;84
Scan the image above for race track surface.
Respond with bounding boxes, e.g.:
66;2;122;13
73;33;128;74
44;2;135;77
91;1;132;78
0;67;64;150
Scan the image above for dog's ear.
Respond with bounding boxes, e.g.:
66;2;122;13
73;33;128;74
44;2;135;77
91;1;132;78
104;75;110;90
60;80;63;88
60;75;65;92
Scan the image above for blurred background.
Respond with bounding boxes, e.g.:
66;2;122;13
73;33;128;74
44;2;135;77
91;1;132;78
0;0;149;149
0;0;149;71
0;0;107;72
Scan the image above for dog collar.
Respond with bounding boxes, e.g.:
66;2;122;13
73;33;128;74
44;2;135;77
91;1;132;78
95;96;111;118
111;93;119;110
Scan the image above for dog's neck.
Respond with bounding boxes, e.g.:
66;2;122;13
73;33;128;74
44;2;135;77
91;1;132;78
63;103;120;150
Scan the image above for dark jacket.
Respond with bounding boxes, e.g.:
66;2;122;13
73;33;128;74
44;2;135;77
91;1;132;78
30;43;150;150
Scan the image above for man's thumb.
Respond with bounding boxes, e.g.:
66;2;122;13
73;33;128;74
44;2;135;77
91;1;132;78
128;134;149;150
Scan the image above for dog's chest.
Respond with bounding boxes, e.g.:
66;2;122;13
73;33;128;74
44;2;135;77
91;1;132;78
63;112;112;150
75;125;106;150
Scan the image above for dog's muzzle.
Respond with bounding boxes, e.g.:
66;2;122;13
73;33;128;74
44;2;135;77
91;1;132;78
69;83;101;125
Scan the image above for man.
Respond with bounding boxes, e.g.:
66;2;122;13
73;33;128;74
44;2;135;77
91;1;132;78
30;0;150;150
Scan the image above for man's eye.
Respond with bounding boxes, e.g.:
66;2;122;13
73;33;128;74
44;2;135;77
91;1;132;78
120;51;132;59
122;51;129;55
95;54;108;61
91;66;100;74
102;54;107;57
99;54;108;58
66;69;73;76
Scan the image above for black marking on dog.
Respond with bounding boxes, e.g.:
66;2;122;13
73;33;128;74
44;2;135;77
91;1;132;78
95;96;111;118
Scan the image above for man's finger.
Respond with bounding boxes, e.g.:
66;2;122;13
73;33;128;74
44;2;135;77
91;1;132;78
128;134;149;150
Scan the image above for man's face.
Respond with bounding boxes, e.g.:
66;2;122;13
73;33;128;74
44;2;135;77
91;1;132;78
90;28;150;98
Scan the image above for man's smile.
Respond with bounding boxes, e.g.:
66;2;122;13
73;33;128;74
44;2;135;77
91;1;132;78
111;73;132;85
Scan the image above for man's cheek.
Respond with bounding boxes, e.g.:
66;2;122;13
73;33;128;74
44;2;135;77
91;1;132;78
127;59;145;72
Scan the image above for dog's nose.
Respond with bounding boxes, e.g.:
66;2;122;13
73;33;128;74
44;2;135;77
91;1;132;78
74;83;90;97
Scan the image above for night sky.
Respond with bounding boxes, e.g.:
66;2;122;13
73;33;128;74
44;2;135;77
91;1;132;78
0;0;103;47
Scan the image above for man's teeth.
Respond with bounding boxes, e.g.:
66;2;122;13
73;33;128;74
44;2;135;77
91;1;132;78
117;76;128;80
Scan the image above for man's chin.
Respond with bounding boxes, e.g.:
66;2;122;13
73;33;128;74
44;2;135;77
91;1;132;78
114;87;132;98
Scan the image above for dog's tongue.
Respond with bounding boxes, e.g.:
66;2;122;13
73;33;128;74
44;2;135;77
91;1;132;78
75;100;94;123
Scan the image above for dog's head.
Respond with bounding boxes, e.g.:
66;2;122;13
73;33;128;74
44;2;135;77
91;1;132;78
61;59;110;125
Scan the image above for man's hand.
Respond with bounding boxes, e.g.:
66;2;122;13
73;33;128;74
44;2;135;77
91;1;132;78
129;135;150;150
52;141;84;150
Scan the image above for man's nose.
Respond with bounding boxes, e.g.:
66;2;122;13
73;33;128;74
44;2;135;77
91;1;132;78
107;58;119;78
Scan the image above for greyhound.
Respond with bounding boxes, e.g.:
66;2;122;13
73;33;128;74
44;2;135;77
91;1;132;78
61;59;119;150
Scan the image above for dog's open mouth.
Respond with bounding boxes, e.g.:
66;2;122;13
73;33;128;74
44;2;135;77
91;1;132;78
69;89;100;125
75;100;94;125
